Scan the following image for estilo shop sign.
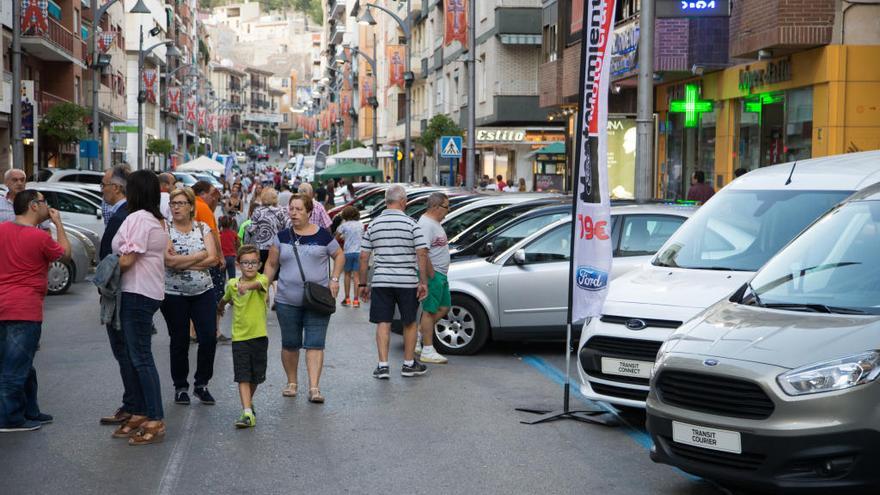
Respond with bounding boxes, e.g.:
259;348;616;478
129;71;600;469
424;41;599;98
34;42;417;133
475;128;566;145
738;58;792;94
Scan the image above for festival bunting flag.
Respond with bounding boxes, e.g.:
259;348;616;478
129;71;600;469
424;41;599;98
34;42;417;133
166;87;181;114
186;98;197;121
21;0;49;36
97;30;116;53
142;70;158;104
386;45;405;89
444;0;467;47
198;108;206;128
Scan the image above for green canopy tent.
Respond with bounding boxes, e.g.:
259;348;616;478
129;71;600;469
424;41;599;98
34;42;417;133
530;141;566;163
315;160;383;180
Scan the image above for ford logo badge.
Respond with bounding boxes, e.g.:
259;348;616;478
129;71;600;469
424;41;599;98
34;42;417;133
575;266;609;292
703;359;719;367
625;319;647;330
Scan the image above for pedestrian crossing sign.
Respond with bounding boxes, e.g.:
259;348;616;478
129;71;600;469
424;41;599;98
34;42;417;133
440;136;463;158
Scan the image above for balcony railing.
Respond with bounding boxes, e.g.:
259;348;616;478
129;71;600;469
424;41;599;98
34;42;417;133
39;90;71;115
47;18;75;54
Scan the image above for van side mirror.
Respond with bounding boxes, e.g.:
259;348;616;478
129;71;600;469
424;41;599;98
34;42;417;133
512;249;526;265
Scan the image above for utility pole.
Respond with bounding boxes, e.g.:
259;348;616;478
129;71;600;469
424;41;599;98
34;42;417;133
465;0;476;189
635;0;655;200
90;0;99;171
403;0;413;183
12;0;23;170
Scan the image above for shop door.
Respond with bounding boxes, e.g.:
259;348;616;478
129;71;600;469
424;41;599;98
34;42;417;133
761;102;785;167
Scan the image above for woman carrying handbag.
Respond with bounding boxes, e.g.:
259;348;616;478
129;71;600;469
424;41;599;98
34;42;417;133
264;194;344;403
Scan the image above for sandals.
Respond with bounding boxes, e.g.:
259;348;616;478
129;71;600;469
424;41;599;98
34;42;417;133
129;421;166;446
112;416;147;438
282;383;298;397
308;388;325;404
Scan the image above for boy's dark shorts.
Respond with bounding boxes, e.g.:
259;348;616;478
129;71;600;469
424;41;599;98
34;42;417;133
369;286;419;324
232;337;268;384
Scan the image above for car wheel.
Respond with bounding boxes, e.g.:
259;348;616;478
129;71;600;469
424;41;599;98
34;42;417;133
433;294;490;355
47;260;74;295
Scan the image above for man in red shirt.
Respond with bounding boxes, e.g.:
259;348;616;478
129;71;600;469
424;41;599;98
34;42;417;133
686;170;715;204
0;190;70;432
496;175;508;191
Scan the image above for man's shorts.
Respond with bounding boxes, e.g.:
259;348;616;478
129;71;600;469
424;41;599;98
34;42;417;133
370;286;419;324
422;272;451;314
343;252;360;272
232;336;268;384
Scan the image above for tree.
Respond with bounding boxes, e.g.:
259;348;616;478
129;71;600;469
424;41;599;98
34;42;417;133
419;114;463;157
39;102;89;166
147;138;173;167
339;139;365;152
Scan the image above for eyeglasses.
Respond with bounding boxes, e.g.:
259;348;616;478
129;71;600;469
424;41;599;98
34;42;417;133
101;182;113;188
31;199;47;205
239;260;260;267
169;201;191;208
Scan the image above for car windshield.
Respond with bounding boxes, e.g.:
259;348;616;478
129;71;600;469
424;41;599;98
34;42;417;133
745;200;880;315
443;204;506;239
451;204;535;246
653;189;849;271
486;212;570;261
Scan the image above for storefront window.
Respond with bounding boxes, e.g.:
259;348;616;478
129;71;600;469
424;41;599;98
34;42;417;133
607;117;636;199
698;109;717;188
785;87;813;161
663;109;716;201
737;87;813;170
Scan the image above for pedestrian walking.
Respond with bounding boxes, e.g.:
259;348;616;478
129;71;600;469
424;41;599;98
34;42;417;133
358;185;430;379
296;183;332;230
324;179;335;209
264;194;344;403
110;170;169;445
335;206;363;308
0;169;28;223
343;181;355;203
278;182;293;208
219;215;240;280
0;190;70;432
158;172;175;222
217;245;270;428
161;187;220;407
247;188;290;270
192;181;230;343
247;182;264;219
686;170;715;203
97;165;141;427
415;193;451;364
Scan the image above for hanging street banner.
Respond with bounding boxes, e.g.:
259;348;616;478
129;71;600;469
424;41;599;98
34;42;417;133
197;108;206;128
570;0;616;322
387;45;405;89
444;0;467;47
97;30;116;53
186;98;197;121
21;0;49;36
142;69;158;104
166;87;181;114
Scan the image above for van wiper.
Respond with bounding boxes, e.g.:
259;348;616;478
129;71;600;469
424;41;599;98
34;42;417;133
700;266;737;271
763;303;867;315
743;282;764;307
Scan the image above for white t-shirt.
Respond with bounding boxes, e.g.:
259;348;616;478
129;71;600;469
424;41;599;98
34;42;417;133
417;215;450;275
278;190;293;208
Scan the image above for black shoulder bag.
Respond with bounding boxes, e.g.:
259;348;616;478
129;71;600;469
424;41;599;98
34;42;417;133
289;232;337;315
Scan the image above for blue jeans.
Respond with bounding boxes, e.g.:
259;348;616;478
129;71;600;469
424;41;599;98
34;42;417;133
161;291;217;390
120;293;164;420
0;321;42;427
225;256;237;280
276;303;331;350
106;324;143;415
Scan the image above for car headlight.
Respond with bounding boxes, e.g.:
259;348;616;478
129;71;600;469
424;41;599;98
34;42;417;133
777;351;880;396
650;340;674;379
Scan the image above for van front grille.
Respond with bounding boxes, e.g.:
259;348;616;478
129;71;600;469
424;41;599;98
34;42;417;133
655;371;775;420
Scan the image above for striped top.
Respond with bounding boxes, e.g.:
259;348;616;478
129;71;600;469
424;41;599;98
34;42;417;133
362;209;427;288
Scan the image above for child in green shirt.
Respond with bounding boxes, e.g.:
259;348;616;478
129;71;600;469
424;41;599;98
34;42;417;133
218;245;269;428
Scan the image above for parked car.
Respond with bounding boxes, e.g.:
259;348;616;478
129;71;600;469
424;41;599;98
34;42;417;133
328;185;391;218
438;193;564;240
437;203;694;355
235;151;247;164
359;187;451;224
450;203;573;260
42;182;103;205
447;197;569;249
46;222;95;295
577;150;880;410
172;172;199;188
39;169;104;185
647;182;880;493
191;172;224;192
27;183;105;235
402;192;481;220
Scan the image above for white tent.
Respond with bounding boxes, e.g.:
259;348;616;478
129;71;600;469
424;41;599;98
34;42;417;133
177;156;226;173
327;147;393;160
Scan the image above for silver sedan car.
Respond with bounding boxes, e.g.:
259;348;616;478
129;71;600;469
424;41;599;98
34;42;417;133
436;203;696;354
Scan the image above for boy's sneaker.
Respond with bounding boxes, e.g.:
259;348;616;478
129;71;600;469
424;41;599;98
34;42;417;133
174;390;191;405
401;361;428;377
419;348;448;364
372;365;390;379
0;420;42;432
193;387;216;405
342;298;351;307
234;411;256;428
352;299;360;308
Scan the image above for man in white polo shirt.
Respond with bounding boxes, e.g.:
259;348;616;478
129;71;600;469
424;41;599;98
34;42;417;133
358;185;430;379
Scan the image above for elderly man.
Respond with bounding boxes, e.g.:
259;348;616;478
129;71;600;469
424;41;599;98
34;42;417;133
415;193;451;364
0;190;70;432
359;185;430;379
0;169;28;223
158;172;176;222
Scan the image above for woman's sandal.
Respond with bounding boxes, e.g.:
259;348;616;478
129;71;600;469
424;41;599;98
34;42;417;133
282;383;298;397
112;416;147;438
308;388;325;404
128;421;166;446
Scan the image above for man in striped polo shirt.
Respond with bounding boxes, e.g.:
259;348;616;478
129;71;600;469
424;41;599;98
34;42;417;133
358;185;430;379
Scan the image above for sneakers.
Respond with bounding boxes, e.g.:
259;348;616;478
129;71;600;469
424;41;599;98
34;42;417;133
193;387;216;405
372;365;390;379
0;420;42;432
401;361;428;377
352;299;360;308
342;298;351;307
419;348;448;364
26;413;54;424
217;334;231;345
174;390;191;405
234;410;256;429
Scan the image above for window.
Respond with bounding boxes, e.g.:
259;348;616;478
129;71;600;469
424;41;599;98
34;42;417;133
48;191;99;215
490;212;570;254
443;204;507;239
617;215;686;257
542;24;558;63
522;225;571;263
785;87;812;161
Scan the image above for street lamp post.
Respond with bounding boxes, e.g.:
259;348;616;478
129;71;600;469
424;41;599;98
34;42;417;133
344;34;379;171
89;0;121;171
359;2;412;182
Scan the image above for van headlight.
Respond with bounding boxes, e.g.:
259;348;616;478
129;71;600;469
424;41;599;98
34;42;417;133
650;340;673;379
777;351;880;396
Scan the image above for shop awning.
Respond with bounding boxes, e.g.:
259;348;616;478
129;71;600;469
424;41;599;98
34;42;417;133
315;161;383;180
529;142;567;162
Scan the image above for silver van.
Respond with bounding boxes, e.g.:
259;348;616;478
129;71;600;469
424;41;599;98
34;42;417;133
646;183;880;493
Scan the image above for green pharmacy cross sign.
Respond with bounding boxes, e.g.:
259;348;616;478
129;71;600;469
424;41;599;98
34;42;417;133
669;84;713;128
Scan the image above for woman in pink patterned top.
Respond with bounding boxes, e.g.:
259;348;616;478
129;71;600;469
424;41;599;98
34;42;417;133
295;182;331;230
110;170;169;446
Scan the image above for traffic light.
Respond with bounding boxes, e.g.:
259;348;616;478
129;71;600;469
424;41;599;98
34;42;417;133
396;148;403;162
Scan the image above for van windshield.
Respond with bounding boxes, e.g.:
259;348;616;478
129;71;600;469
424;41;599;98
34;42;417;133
653;190;849;271
746;200;880;314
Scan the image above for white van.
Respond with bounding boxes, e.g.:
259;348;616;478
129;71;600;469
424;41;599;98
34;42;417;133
576;150;880;409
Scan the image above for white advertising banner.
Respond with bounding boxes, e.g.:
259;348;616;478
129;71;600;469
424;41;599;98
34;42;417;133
570;0;616;322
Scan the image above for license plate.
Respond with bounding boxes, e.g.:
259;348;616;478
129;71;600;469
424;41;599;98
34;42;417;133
672;421;742;454
600;357;653;379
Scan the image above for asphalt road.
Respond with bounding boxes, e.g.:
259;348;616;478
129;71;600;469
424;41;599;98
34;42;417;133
0;281;727;495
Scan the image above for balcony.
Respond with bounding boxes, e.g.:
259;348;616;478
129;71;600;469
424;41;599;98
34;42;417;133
83;80;126;122
38;91;72;116
329;0;346;20
495;8;541;36
22;18;85;66
329;22;345;46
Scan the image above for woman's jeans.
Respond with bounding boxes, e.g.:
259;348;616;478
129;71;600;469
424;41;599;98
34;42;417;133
0;321;42;427
120;292;164;421
161;291;217;391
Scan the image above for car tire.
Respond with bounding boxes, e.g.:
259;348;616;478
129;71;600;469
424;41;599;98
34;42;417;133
433;294;490;355
47;260;74;295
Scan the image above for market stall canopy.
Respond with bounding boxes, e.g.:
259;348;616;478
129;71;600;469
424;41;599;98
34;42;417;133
315;161;383;180
529;142;566;163
177;156;226;173
327;147;393;160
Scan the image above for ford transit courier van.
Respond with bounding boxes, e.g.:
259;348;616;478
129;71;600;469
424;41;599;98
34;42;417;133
646;182;880;493
577;150;880;409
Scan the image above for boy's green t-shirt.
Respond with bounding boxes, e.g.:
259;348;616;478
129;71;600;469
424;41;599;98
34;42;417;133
224;273;269;342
